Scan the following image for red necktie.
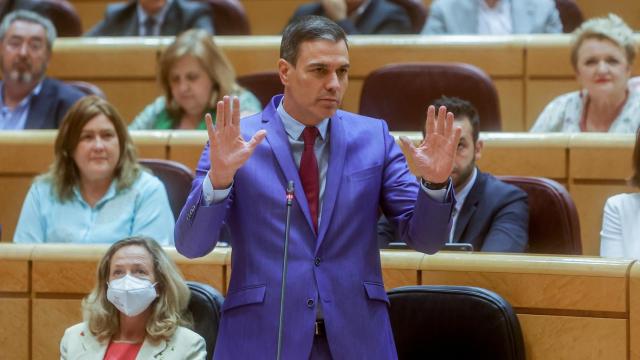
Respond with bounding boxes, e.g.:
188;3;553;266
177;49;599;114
300;126;320;233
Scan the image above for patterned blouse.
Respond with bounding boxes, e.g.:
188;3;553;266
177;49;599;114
530;89;640;133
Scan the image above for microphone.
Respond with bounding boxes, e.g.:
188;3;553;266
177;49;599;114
277;181;294;360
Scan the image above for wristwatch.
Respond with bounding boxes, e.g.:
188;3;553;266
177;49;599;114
421;177;450;190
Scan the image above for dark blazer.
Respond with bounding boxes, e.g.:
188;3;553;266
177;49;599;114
25;78;85;129
378;170;529;252
289;0;412;34
85;0;215;36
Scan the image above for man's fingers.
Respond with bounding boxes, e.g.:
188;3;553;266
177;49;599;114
223;95;232;128
232;96;241;126
425;105;436;136
398;136;416;155
205;113;216;142
436;106;447;135
216;100;225;130
247;130;268;150
444;111;454;138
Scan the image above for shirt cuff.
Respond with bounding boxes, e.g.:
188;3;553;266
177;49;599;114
419;178;450;202
202;171;232;206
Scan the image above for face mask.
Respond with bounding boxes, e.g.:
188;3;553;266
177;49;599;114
107;274;158;317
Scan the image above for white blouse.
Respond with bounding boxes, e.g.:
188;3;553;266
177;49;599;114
600;193;640;258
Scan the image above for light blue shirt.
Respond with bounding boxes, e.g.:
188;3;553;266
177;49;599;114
0;81;42;130
13;171;175;245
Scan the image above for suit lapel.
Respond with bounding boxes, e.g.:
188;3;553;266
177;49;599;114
453;171;485;242
136;338;167;359
24;79;50;129
79;328;108;359
160;1;180;35
316;112;346;251
262;97;315;234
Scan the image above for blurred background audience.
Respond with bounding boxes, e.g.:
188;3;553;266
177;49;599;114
531;14;640;133
129;29;261;130
86;0;215;36
13;96;174;244
0;10;84;130
60;236;206;359
422;0;562;35
600;127;640;258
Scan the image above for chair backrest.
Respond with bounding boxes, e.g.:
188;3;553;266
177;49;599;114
19;0;82;37
555;0;584;33
65;81;106;98
359;62;501;131
388;285;525;360
237;71;284;107
386;0;427;33
139;159;194;220
499;176;582;255
194;0;250;35
186;281;224;359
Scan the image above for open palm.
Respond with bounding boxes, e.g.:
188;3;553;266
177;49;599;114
399;105;461;184
207;96;266;188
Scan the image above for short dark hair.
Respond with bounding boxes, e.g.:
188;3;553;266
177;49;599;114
280;15;347;66
630;126;640;188
432;96;480;142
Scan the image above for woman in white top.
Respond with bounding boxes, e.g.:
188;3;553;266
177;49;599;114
531;14;640;133
600;128;640;258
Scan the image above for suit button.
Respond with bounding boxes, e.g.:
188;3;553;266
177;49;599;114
314;257;321;266
306;299;315;308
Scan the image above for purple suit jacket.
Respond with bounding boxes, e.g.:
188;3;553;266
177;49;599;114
175;95;454;359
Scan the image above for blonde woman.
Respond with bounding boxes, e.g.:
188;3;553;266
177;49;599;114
129;29;261;130
531;14;640;133
60;236;206;359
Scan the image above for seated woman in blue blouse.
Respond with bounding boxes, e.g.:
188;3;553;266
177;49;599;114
13;96;174;244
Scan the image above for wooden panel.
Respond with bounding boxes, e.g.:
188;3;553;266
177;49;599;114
0;177;37;242
131;132;171;160
569;134;635;180
242;0;299;35
525;79;579;130
570;184;634;256
574;0;640;30
477;133;569;179
494;79;524;131
0;131;55;173
381;250;423;290
630;262;640;359
0;259;29;292
342;78;363;114
32;261;97;294
518;314;627;360
167;131;209;171
90;80;161;124
69;1;107;32
180;263;227;294
0;298;29;360
32;298;83;360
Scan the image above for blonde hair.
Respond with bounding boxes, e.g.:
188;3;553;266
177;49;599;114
42;96;140;201
571;14;636;69
159;29;240;123
82;236;192;343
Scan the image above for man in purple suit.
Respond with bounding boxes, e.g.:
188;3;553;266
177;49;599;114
175;15;460;359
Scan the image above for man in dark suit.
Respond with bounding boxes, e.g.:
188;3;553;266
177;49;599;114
379;96;529;252
86;0;215;36
288;0;412;34
0;10;84;129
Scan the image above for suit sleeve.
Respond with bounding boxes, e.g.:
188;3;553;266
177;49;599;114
421;1;446;34
479;188;529;252
379;121;454;254
600;197;624;257
174;142;231;258
543;1;563;33
59;326;70;360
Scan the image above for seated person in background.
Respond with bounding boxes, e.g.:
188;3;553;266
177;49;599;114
600;127;640;258
379;96;528;252
422;0;561;35
60;236;206;359
129;29;261;130
86;0;214;36
13;96;174;244
0;10;84;129
531;14;640;133
288;0;412;34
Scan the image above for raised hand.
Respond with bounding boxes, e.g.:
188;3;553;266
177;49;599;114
207;96;267;188
399;105;461;184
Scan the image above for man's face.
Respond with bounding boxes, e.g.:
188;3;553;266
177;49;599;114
139;0;167;15
0;20;50;86
279;39;350;125
451;117;482;191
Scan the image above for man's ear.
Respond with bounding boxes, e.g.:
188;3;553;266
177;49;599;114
474;139;483;161
278;59;291;86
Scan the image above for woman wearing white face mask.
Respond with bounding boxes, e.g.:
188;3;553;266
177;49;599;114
60;236;206;359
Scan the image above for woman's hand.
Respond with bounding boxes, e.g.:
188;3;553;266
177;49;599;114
399;105;461;184
206;96;267;188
